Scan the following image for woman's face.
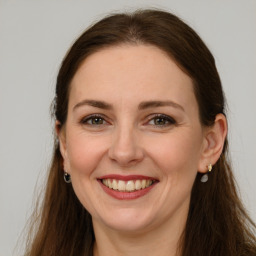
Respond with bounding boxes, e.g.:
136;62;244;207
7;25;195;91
59;45;207;233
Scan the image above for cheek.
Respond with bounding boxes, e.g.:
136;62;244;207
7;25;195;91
66;132;109;176
145;131;202;179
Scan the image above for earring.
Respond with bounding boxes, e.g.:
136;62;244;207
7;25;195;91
64;171;71;183
200;164;212;183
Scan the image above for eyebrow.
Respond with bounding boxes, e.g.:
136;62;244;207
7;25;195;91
73;99;184;112
138;100;184;111
73;100;112;111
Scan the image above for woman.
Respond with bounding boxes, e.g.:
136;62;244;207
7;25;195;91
25;9;256;256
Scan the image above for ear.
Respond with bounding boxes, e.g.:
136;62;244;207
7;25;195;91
55;120;70;173
198;114;227;173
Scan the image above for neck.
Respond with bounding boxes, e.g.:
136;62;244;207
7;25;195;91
92;204;188;256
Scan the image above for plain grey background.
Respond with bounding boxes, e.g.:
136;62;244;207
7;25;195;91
0;0;255;255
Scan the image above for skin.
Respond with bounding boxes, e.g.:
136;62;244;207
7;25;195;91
58;45;227;256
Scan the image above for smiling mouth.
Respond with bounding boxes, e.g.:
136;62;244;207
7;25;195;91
100;178;157;192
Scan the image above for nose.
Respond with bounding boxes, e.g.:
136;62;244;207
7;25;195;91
108;126;144;167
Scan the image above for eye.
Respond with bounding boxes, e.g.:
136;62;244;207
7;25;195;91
147;114;176;127
80;114;107;126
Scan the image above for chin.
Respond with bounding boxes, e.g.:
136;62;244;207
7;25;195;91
94;207;157;233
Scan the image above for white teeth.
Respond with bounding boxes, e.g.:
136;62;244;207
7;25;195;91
118;180;126;191
108;179;113;189
112;179;118;190
102;179;155;192
126;180;135;191
103;179;108;186
135;180;142;190
146;180;153;187
141;180;146;189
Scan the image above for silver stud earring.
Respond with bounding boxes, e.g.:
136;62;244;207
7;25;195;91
64;171;71;183
200;164;212;183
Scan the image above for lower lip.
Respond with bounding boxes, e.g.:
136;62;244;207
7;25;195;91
98;180;157;200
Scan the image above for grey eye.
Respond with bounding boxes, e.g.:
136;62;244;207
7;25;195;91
153;117;168;125
81;115;107;125
148;114;176;127
90;117;104;125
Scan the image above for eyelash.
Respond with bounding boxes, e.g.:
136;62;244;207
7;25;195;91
146;114;176;127
80;114;176;128
80;114;108;126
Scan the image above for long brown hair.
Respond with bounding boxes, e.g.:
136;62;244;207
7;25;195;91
25;9;256;256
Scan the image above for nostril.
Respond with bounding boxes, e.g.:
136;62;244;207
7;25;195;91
108;145;144;166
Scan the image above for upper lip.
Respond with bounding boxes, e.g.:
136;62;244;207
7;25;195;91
97;174;158;181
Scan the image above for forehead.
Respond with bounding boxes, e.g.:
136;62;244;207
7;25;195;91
69;44;197;111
